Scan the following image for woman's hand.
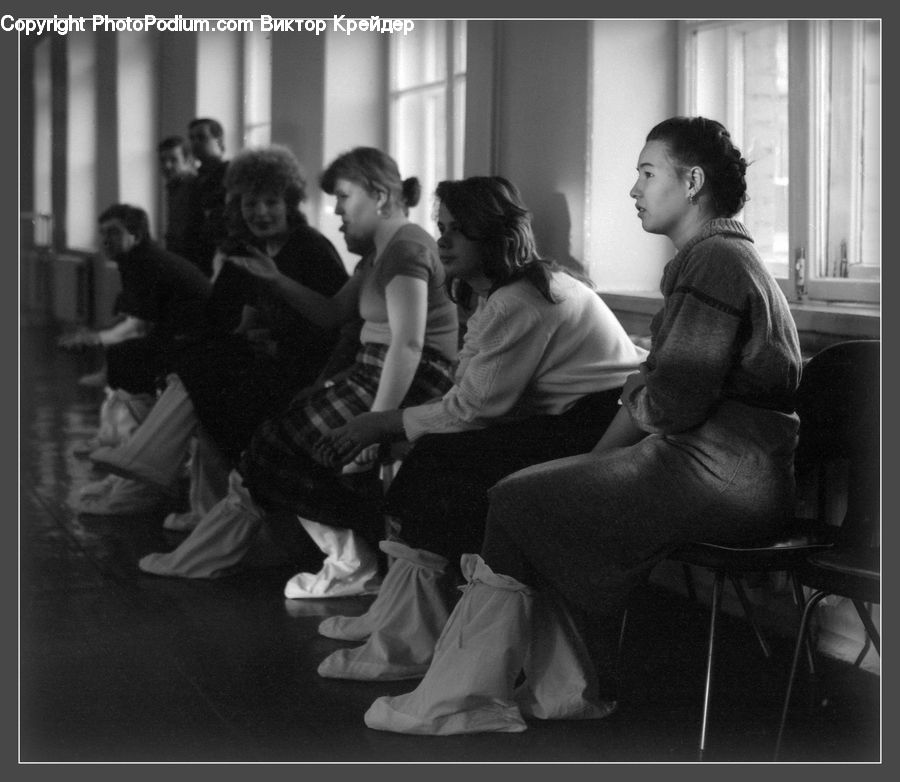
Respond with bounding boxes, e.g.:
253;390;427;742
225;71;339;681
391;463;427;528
313;412;390;468
58;328;100;350
226;246;281;283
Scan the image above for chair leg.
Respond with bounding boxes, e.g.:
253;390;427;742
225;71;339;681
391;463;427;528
698;571;724;761
728;575;771;659
682;563;697;602
789;572;816;676
773;589;828;760
851;600;880;657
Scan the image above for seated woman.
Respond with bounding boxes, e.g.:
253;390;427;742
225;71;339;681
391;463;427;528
362;116;804;735
310;175;647;681
87;146;350;521
135;147;459;592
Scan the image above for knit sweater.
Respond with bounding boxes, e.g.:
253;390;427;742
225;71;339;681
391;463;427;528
402;271;647;441
625;218;802;435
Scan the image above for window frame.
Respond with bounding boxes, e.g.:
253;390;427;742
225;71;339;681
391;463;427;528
388;19;466;229
681;19;880;307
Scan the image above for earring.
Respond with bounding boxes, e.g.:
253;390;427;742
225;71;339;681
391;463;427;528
689;191;699;206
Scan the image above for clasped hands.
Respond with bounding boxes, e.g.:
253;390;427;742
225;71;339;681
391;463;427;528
313;412;389;469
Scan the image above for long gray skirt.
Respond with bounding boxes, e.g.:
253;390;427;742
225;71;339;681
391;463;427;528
483;399;800;615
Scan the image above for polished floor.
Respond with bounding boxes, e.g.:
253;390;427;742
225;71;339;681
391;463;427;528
19;322;881;763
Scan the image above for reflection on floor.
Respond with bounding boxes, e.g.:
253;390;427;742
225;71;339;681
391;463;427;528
19;323;881;762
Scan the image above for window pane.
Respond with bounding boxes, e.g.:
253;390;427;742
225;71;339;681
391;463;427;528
243;31;272;147
391;87;447;231
392;20;447;91
694;22;790;279
818;21;880;281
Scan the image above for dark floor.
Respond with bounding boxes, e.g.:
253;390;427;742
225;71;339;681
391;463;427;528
19;322;881;763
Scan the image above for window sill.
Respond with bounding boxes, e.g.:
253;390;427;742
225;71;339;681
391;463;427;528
600;291;880;341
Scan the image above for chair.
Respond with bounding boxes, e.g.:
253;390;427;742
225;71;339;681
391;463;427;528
659;340;878;760
772;339;880;760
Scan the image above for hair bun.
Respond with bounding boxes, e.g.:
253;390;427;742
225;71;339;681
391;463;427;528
402;177;422;208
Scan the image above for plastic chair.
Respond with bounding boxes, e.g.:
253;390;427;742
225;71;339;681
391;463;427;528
659;340;878;759
772;339;880;760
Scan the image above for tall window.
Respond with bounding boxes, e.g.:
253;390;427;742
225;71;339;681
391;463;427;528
243;31;272;147
65;32;98;251
389;20;466;231
684;20;880;304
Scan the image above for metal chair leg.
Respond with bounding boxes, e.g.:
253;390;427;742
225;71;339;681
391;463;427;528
698;571;724;761
728;575;771;658
851;599;880;656
773;590;828;760
790;572;816;675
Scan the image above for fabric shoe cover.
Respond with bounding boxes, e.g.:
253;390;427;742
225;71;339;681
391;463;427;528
317;542;451;680
363;554;532;735
138;470;261;578
95;387;155;448
514;592;618;721
74;388;154;456
91;375;196;490
283;519;381;599
162;434;229;532
318;541;448;642
74;475;167;515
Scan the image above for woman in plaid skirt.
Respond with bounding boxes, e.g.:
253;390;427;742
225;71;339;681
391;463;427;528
137;148;459;591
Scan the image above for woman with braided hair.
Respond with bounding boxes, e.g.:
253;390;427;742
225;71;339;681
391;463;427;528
363;116;803;736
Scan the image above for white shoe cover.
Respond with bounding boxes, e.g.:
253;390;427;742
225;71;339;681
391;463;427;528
74;475;167;515
283;519;381;599
515;592;618;721
162;435;229;532
317;542;451;680
318;541;447;641
138;470;261;578
91;376;196;490
363;554;532;735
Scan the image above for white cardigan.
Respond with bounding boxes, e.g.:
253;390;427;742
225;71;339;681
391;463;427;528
402;272;648;441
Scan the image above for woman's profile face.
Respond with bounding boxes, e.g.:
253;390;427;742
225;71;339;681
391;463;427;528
436;202;487;284
240;190;289;241
333;177;381;247
629;140;692;239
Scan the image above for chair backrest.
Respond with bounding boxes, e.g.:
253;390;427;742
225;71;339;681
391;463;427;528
794;340;880;548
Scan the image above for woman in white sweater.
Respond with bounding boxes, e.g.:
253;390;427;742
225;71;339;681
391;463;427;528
311;176;647;681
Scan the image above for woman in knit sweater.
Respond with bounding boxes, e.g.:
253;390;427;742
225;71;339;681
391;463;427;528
311;175;647;681
362;117;803;736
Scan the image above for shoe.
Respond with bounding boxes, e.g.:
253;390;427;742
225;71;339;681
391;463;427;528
74;475;168;515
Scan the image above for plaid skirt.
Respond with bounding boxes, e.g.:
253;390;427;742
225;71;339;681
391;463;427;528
240;342;454;529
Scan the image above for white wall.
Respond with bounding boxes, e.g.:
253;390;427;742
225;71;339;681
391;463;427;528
493;21;591;275
588;20;679;294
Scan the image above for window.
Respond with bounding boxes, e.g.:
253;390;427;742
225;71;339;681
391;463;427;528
684;20;880;305
65;32;98;251
389;20;466;231
242;31;272;147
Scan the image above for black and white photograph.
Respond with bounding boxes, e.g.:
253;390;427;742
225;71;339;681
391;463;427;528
15;12;881;764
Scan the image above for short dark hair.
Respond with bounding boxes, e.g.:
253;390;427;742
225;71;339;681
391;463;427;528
646;116;749;218
157;136;190;156
97;204;151;243
188;117;225;142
